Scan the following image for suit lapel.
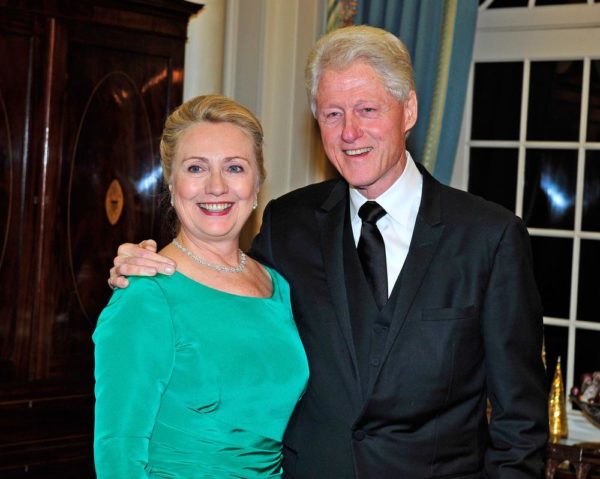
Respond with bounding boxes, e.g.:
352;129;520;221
370;167;445;392
315;180;360;377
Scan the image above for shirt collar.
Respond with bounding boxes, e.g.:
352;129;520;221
349;151;422;227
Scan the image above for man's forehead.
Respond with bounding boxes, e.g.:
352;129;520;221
316;79;400;108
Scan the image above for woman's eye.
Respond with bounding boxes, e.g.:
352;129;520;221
227;165;244;173
188;165;202;173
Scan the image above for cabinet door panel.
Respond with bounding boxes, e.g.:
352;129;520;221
0;25;37;381
0;2;199;474
39;32;180;379
67;71;157;321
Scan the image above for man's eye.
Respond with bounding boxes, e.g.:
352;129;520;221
321;111;341;120
363;107;376;113
319;112;341;124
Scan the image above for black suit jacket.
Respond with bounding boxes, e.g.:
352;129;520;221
250;164;548;479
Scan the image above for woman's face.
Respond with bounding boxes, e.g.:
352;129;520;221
169;121;259;245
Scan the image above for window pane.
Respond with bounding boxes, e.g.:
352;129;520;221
535;0;585;5
583;150;600;232
527;61;582;141
468;147;518;212
574;329;600;391
544;325;568;388
530;236;572;319
472;62;523;140
588;60;600;142
577;239;600;323
523;149;577;229
486;0;528;7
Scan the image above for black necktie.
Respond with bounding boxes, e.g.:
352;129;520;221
357;201;388;310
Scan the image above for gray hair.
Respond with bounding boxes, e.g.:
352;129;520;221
305;25;415;117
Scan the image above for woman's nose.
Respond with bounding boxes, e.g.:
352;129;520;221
206;171;227;195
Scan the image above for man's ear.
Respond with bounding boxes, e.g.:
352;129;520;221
404;90;418;133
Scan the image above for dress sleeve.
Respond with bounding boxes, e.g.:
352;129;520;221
93;277;175;478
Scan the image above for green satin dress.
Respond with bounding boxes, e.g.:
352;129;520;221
93;267;309;478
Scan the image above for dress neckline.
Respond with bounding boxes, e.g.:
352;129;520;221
171;266;278;301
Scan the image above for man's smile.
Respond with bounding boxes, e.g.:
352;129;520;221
343;147;373;156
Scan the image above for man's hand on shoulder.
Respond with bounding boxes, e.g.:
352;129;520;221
108;239;176;290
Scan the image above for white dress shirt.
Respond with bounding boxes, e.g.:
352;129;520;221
349;152;423;297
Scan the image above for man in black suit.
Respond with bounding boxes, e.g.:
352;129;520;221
110;25;548;478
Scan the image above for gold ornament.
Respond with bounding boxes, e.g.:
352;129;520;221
548;356;568;443
105;179;124;225
542;337;547;371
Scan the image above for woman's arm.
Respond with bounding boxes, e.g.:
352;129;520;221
93;277;175;478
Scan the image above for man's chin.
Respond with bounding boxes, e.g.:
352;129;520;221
347;181;380;199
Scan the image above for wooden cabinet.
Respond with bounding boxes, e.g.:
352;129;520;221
0;1;201;475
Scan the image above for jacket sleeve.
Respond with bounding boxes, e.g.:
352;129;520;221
249;199;276;268
482;216;549;478
93;278;175;478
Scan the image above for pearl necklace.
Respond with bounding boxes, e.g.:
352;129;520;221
172;239;247;273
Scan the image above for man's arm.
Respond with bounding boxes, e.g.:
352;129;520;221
108;239;176;289
248;201;275;268
483;217;548;477
109;198;277;290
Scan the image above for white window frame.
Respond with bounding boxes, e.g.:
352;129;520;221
452;1;600;442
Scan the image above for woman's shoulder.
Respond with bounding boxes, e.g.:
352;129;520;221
258;264;290;300
259;263;285;282
112;274;171;298
100;274;179;317
95;275;178;345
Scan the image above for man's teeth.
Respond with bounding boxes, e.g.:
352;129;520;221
345;147;373;156
200;203;232;211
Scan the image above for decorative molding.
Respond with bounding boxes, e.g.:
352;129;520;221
477;4;600;32
222;0;327;210
184;0;225;100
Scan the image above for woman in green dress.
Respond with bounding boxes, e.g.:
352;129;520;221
93;95;309;478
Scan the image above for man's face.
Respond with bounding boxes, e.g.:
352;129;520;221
315;61;417;199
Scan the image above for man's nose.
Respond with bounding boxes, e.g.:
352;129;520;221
341;114;363;143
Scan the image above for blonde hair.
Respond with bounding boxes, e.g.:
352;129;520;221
305;25;415;117
160;94;265;184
